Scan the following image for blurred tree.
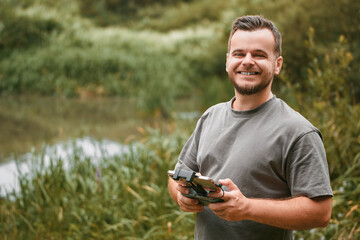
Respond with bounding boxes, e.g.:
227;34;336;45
278;0;360;99
0;1;61;51
77;0;194;26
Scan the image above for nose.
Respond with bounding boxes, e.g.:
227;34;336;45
242;53;254;66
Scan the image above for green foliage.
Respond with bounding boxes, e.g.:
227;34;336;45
77;0;194;26
0;1;61;50
0;127;196;239
136;0;228;32
0;16;61;50
0;24;225;115
297;29;358;179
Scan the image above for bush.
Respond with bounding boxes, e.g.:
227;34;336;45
0;1;61;50
136;0;228;32
77;0;194;26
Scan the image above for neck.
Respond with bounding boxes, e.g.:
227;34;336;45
232;91;273;111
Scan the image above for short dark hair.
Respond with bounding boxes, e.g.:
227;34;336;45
228;15;282;57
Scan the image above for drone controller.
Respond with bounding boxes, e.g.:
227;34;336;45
168;168;224;205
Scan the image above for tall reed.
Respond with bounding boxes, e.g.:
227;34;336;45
0;127;196;239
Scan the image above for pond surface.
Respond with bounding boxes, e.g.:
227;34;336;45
0;95;200;163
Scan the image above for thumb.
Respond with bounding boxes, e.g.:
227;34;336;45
219;178;239;192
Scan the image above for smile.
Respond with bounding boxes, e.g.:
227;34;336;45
239;71;260;75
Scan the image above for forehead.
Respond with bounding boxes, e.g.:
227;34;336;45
229;29;276;53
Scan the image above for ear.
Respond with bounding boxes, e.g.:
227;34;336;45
225;53;229;73
274;56;283;75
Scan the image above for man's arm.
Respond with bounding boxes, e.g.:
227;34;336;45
208;178;332;230
168;178;204;212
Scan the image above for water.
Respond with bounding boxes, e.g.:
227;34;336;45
0;137;129;196
0;95;200;196
0;96;144;162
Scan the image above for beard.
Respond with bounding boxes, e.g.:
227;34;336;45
230;73;273;96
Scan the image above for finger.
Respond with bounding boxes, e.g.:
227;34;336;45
177;181;188;187
180;204;204;213
176;185;190;195
208;187;234;202
179;194;199;205
177;193;204;212
208;189;224;198
219;178;239;192
212;208;227;217
208;201;228;211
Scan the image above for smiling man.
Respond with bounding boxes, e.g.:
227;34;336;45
168;15;333;240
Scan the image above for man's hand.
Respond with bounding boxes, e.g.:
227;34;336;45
208;178;332;230
168;178;204;213
208;178;249;221
176;183;204;212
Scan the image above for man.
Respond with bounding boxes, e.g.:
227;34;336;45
168;15;332;240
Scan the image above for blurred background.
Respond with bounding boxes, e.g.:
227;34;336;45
0;0;359;239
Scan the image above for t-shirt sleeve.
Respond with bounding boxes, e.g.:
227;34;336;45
175;117;204;172
286;131;333;198
175;131;200;172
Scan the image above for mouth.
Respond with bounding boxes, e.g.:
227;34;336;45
238;71;260;75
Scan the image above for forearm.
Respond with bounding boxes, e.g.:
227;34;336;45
209;179;332;230
246;196;332;230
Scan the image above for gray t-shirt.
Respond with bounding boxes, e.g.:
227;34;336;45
175;96;333;240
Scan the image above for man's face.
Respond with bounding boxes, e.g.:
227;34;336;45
226;29;283;96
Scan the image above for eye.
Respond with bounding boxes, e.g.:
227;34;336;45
252;51;268;58
254;54;266;58
233;53;245;57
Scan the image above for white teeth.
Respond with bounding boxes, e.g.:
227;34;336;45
240;72;258;75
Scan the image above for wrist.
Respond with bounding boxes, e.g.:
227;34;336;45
241;197;253;220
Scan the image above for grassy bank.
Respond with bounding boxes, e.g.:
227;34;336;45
0;126;196;239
